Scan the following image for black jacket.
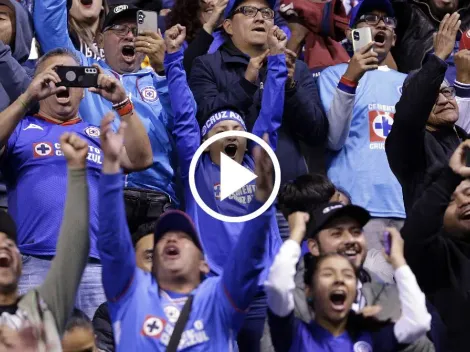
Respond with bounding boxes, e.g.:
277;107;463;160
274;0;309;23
385;54;468;213
402;167;470;352
189;41;328;184
391;0;470;74
92;302;114;352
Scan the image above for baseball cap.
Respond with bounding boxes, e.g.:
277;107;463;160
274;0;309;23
103;4;140;30
225;0;277;18
307;202;370;238
154;210;203;252
0;212;17;244
349;0;395;28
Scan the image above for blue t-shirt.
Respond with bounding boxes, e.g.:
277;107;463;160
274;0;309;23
318;64;406;218
1;116;102;257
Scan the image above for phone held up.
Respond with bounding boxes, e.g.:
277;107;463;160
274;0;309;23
55;66;99;88
352;27;374;53
137;10;159;34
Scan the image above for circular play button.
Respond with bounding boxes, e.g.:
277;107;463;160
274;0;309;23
188;131;281;223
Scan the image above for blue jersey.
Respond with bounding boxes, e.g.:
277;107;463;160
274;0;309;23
34;0;179;204
165;50;286;280
318;64;406;218
98;172;274;351
269;312;401;352
1;116;101;257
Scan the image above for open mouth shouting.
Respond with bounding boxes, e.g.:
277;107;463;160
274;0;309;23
163;244;181;260
374;31;386;47
224;143;238;159
252;25;267;34
329;289;347;312
56;88;71;104
0;251;12;269
121;44;136;64
80;0;93;7
338;244;362;263
458;205;470;220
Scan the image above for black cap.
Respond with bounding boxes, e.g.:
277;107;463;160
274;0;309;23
307;202;370;238
0;212;17;244
154;210;203;252
102;4;140;30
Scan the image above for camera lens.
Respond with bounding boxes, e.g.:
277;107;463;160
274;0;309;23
65;71;77;82
353;32;360;41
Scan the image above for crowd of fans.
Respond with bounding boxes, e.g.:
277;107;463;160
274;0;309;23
0;0;469;351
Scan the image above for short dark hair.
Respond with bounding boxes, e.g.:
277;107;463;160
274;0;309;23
35;48;80;76
278;174;336;219
65;308;93;332
132;222;155;248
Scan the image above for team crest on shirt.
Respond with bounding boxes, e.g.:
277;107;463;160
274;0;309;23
368;104;396;150
353;341;372;352
140;86;159;102
33;142;54;158
163;305;180;324
141;315;166;338
214;183;221;199
84;126;101;138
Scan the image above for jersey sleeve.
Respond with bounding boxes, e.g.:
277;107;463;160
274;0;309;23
164;49;201;178
0;122;22;169
267;310;295;352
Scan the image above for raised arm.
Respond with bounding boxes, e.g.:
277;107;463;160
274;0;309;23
88;66;153;171
251;26;288;150
0;65;66;157
97;122;137;301
320;41;378;151
382;228;431;344
265;212;309;352
164;25;201;178
218;134;276;326
385;13;460;181
36;133;91;335
33;0;76;55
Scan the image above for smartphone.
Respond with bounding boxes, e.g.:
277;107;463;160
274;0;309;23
465;147;470;167
383;231;391;256
137;10;159;34
460;30;470;50
55;66;98;88
352;27;373;53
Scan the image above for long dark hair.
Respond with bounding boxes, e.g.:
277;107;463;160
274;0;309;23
166;0;203;43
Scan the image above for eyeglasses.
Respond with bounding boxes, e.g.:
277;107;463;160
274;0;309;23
231;6;275;20
357;14;397;28
104;24;138;37
438;86;456;100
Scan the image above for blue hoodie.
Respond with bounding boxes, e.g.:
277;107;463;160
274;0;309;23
34;0;179;203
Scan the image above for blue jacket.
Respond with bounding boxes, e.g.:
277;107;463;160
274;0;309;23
166;49;285;283
189;41;328;185
33;0;179;203
98;172;274;351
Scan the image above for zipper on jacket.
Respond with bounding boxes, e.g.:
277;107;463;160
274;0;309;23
260;82;264;91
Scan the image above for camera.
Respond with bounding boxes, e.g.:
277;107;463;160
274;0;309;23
55;66;99;88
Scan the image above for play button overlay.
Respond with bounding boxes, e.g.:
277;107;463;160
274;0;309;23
220;153;257;201
189;131;281;223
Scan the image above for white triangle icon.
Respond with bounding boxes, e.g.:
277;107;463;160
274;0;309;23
220;153;258;201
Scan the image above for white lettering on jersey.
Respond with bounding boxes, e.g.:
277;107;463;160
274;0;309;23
160;319;209;348
23;124;44;131
54;143;102;164
228;184;256;204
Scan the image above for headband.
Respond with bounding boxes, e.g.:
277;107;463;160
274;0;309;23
201;110;247;137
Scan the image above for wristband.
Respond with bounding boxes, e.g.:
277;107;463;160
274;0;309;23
112;97;130;109
340;76;358;87
18;98;29;110
114;99;134;117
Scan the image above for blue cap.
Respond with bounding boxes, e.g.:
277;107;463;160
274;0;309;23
224;0;277;19
349;0;395;28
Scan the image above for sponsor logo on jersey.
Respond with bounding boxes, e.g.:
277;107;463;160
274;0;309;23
354;341;373;352
141;316;166;338
33;142;54;158
113;4;128;13
84;126;101;138
163;306;180;324
24;124;44;131
161;319;210;348
54;143;103;165
214;183;221;199
140;86;159;102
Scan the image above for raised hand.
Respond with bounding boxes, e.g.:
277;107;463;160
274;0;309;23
288;211;310;244
382;227;406;270
267;25;288;56
245;49;270;84
343;41;379;83
449;139;470;177
135;29;167;72
59;132;89;170
253;133;273;202
203;0;229;34
24;64;67;103
165;24;187;54
88;64;127;105
455;49;470;84
434;12;461;61
284;48;297;86
100;111;127;164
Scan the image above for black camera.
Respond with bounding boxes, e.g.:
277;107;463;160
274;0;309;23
55;66;99;88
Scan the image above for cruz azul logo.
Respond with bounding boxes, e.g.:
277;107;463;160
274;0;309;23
214;183;221;199
368;104;395;150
